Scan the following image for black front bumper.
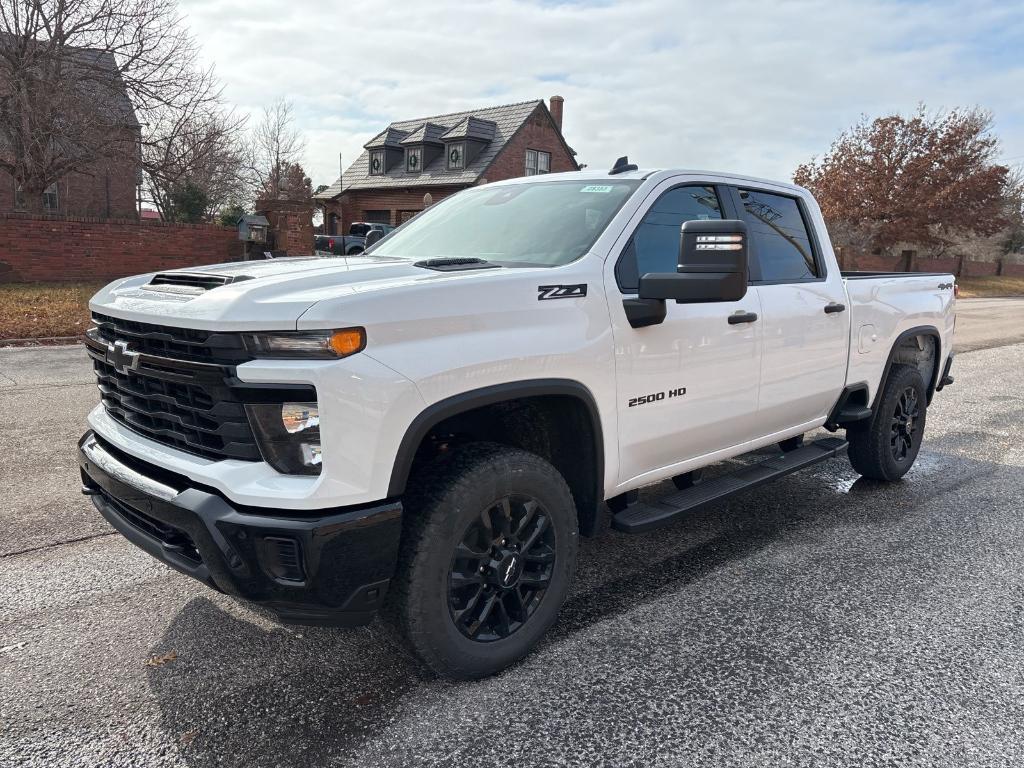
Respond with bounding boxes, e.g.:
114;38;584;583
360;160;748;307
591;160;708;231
78;431;402;627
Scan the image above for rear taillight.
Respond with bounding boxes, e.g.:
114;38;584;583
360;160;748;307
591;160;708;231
328;238;335;250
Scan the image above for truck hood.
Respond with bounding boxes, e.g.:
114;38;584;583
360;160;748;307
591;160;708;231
89;255;440;330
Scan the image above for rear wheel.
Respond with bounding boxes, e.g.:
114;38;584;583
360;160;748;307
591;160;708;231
386;443;578;679
847;364;927;481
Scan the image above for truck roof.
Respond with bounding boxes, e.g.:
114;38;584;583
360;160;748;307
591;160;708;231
493;167;809;197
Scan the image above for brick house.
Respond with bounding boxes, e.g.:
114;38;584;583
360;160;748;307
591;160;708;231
0;47;140;219
314;96;577;233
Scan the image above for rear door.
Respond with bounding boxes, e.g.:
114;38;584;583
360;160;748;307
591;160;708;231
727;186;849;434
606;180;763;485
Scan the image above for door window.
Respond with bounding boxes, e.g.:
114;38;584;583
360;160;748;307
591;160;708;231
616;185;722;291
737;189;819;282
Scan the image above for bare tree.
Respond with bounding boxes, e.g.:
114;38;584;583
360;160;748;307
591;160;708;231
144;103;248;220
0;0;222;212
246;97;305;202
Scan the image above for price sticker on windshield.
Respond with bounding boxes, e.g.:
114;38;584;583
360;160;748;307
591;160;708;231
580;185;614;193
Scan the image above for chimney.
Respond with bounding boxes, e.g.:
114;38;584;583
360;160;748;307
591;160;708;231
549;95;564;132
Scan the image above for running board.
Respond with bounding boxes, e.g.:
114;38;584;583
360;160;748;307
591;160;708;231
612;437;848;534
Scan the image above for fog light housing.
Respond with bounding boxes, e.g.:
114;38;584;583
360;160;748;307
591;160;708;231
246;402;322;475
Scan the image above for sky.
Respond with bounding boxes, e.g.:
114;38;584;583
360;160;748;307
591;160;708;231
177;0;1024;189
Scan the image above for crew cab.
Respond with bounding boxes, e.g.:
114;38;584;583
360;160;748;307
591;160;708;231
79;160;955;679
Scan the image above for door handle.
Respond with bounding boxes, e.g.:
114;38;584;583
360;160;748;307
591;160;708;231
824;302;846;314
728;311;759;325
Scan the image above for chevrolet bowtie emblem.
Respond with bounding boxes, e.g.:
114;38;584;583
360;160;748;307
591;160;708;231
106;340;140;375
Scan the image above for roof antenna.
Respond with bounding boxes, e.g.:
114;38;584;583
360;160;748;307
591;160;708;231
609;156;638;175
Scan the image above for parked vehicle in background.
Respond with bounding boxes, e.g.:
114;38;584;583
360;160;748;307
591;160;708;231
79;160;956;681
315;222;397;255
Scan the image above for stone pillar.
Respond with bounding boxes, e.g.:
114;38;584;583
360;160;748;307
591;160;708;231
255;198;314;256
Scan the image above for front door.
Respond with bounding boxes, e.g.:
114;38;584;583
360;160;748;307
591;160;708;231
607;180;764;487
730;186;849;433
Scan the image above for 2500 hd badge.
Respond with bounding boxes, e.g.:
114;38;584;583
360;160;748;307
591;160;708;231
628;387;686;407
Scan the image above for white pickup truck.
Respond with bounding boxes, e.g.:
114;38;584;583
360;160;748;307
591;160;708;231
79;160;955;679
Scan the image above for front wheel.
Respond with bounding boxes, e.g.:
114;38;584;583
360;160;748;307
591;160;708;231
385;443;578;679
847;364;927;481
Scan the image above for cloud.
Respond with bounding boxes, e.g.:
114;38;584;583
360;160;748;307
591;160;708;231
177;0;1024;186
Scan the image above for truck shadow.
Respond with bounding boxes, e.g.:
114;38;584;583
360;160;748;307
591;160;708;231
145;443;999;767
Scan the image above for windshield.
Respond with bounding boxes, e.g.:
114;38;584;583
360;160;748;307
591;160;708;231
369;179;641;267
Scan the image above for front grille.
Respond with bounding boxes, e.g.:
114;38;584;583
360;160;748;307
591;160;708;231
86;315;261;461
92;312;253;364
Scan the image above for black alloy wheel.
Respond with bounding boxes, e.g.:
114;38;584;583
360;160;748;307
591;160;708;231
890;386;920;462
448;495;556;642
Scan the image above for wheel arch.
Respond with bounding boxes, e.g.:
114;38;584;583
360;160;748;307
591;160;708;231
388;379;606;536
874;325;943;409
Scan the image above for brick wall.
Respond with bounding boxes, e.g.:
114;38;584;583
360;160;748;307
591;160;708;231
0;213;243;283
916;257;961;274
839;249;1020;277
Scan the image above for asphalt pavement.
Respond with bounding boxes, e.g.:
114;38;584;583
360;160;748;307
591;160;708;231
2;300;1024;767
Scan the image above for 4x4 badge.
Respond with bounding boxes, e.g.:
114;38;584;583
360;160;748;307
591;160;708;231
106;340;141;375
538;284;587;300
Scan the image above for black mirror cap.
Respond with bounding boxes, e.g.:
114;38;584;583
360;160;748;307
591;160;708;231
365;229;385;248
638;271;747;303
679;219;749;277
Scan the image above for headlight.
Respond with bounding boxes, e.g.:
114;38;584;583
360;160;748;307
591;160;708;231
246;401;322;475
244;329;365;359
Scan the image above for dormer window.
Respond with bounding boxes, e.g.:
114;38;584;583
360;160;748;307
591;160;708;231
525;149;550;176
406;146;423;173
369;150;386;175
447;143;464;170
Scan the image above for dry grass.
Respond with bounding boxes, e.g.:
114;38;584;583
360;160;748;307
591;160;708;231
956;276;1024;298
0;281;105;341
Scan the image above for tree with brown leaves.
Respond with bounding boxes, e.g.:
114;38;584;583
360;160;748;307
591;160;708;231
794;107;1011;255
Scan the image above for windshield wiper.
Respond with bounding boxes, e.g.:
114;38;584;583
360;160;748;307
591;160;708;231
413;257;502;272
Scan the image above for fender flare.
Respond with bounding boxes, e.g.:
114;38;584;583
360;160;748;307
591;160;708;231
386;379;604;501
873;325;943;408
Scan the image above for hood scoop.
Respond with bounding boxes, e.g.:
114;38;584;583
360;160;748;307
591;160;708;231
142;272;254;295
413;257;501;272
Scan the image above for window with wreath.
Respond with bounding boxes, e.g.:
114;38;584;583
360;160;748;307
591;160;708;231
525;149;551;176
369;150;385;175
447;143;464;170
406;147;423;173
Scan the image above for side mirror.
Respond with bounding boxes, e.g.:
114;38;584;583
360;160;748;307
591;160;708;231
364;229;385;248
624;219;749;328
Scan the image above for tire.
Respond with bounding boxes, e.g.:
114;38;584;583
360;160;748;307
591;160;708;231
385;443;578;680
847;364;927;481
347;247;364;255
778;434;804;453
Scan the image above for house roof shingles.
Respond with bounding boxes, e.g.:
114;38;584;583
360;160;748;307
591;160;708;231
315;99;546;198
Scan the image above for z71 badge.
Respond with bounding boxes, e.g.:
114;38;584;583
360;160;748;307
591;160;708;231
538;284;587;300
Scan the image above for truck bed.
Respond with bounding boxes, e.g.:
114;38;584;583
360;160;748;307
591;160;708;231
842;270;956;403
